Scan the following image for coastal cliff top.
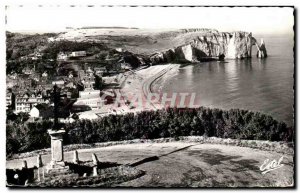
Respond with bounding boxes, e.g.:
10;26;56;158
54;28;251;55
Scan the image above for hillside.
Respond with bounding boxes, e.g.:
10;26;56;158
6;28;258;74
55;28;217;54
54;28;255;62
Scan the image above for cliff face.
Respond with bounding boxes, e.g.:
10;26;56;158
54;28;262;65
149;31;254;64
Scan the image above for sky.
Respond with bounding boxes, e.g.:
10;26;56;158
5;5;294;35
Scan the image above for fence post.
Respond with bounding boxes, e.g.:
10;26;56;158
92;153;98;176
22;160;28;169
73;150;79;164
36;155;43;182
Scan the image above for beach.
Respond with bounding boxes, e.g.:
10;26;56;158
118;64;180;113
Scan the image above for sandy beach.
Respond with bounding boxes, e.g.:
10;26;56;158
118;64;180;113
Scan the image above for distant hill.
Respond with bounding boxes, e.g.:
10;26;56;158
6;28;256;74
55;28;220;55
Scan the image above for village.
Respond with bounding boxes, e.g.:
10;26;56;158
6;47;138;123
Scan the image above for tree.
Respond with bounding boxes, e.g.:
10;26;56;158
94;74;103;90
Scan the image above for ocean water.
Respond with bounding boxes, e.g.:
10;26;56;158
158;35;294;126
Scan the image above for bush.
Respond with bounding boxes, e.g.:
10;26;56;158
6;107;294;156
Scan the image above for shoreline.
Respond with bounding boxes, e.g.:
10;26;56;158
119;64;180;112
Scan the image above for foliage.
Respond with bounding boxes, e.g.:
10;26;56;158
6;32;54;60
94;74;103;90
42;40;107;59
6;107;294;157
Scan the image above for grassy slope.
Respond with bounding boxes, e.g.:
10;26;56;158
56;28;216;55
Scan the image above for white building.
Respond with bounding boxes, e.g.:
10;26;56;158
6;92;14;109
74;98;104;111
52;80;65;86
29;106;40;118
115;48;123;52
71;51;86;57
79;89;100;98
78;111;99;120
42;72;48;77
57;52;69;61
15;94;31;113
15;92;47;113
74;89;105;110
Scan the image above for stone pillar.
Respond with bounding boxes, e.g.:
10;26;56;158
36;154;44;182
22;160;28;169
37;154;43;168
92;153;99;176
47;129;66;169
257;38;268;58
73;150;79;164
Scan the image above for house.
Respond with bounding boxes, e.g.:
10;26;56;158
60;88;73;99
15;77;33;89
20;56;29;61
31;56;38;60
15;91;47;113
74;98;104;111
94;67;107;72
48;37;55;42
121;63;133;70
57;52;69;61
30;73;40;82
73;89;105;111
29;104;50;119
6;91;15;110
42;72;48;77
78;70;85;79
6;78;17;88
65;81;76;89
86;67;94;77
30;52;42;60
115;48;123;52
29;103;69;121
79;89;100;98
15;93;31;113
52;77;66;86
81;75;95;90
71;51;86;57
8;72;18;80
68;73;74;78
52;80;65;86
22;68;33;75
78;111;99;120
94;67;106;77
102;76;119;85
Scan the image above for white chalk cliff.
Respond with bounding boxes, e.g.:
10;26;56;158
149;30;263;64
55;28;266;65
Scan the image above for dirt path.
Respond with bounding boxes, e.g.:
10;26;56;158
6;142;294;187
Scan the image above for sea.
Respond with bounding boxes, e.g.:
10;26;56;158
155;34;294;126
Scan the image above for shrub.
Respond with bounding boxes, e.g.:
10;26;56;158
6;107;294;156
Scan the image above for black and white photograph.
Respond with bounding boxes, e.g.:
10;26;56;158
4;5;295;188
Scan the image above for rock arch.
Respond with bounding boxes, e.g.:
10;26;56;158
252;37;268;58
